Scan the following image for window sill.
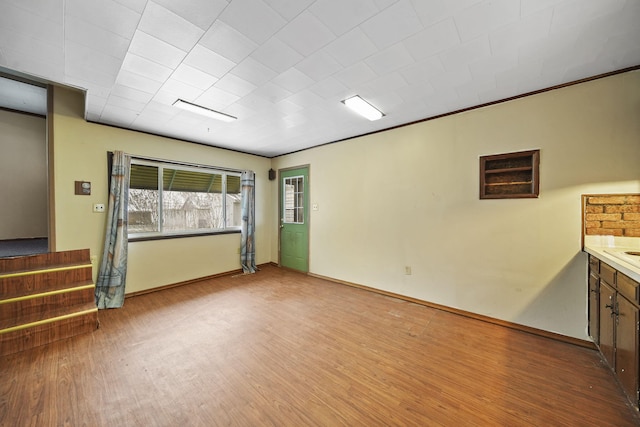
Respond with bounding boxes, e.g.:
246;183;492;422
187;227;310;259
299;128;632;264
128;229;241;242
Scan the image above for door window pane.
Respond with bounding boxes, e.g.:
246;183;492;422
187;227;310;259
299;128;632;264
284;176;304;224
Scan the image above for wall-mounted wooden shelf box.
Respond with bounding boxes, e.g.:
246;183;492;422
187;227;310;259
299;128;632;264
480;149;540;199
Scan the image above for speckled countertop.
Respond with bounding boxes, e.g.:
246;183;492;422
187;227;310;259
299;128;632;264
584;236;640;282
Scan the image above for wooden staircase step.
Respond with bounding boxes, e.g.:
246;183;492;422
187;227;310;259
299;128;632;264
0;249;90;274
0;285;95;326
0;309;98;356
0;249;99;356
1;269;93;300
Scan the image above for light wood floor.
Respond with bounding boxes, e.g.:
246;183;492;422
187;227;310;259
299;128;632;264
1;265;639;426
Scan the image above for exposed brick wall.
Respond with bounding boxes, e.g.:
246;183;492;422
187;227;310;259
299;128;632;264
584;194;640;237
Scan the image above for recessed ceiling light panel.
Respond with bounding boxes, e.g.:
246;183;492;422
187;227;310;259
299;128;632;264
341;95;384;121
173;99;237;122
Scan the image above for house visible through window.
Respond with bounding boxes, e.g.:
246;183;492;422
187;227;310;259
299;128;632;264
128;159;241;239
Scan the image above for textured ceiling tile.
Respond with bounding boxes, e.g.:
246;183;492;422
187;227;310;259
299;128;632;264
495;59;544;93
520;0;564;17
160;78;205;102
138;2;204;51
128;30;188;69
100;103;139;125
116;69;164;94
489;8;553;54
295;50;343;81
214;73;258;97
171;64;219;91
410;0;482;27
359;0;424;49
308;77;349;100
427;63;472;88
517;27;578;64
66;40;123;78
396;81;433;104
272;68;315;92
152;0;228;30
235;91;277;112
183;45;236;78
219;0;286;44
230;56;278;86
200;21;258;63
66;0;141;39
453;0;520;42
468;51;519;80
121;53;174;82
0;2;63;39
400;57;446;86
3;0;64;22
456;76;496;101
196;86;241;110
250;82;293;104
362;72;408;95
438;36;491;72
264;0;315;20
333;62;378;87
65;16;131;60
550;0;627;33
250;37;304;73
0;31;64;80
285;89;325;109
274;98;304;114
276;11;336;56
105;93;147;111
364;42;414;76
111;83;156;103
597;32;640;69
309;0;380;36
372;0;401;10
325;28;378;67
113;0;147;14
403;19;460;61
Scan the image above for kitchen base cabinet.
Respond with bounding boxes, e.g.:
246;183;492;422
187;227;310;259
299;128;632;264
599;280;616;368
588;255;640;408
616;295;639;403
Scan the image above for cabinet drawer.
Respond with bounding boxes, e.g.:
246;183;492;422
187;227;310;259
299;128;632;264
618;273;640;305
600;262;616;286
589;255;600;275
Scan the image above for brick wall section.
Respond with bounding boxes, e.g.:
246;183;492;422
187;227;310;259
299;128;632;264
584;194;640;237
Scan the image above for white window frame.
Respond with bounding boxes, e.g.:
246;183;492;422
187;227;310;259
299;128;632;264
128;158;242;240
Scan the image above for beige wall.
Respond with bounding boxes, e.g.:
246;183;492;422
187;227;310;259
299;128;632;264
50;85;272;294
0;109;47;239
271;70;640;340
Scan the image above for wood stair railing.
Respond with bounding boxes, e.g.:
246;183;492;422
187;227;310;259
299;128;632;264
0;249;98;356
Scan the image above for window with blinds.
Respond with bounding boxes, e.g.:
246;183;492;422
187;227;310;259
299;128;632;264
128;159;241;239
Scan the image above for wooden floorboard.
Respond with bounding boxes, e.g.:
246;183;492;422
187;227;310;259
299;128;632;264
1;265;639;426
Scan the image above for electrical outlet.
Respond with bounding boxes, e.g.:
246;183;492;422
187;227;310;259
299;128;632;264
405;266;412;275
93;203;105;213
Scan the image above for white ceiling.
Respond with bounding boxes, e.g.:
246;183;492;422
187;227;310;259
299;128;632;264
0;0;638;157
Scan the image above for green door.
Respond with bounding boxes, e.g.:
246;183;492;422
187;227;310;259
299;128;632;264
280;167;309;272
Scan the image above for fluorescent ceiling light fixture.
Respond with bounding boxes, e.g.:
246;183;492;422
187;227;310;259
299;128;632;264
173;99;237;122
341;95;384;121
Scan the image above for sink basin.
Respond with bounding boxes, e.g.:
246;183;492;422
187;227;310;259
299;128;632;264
604;249;640;269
